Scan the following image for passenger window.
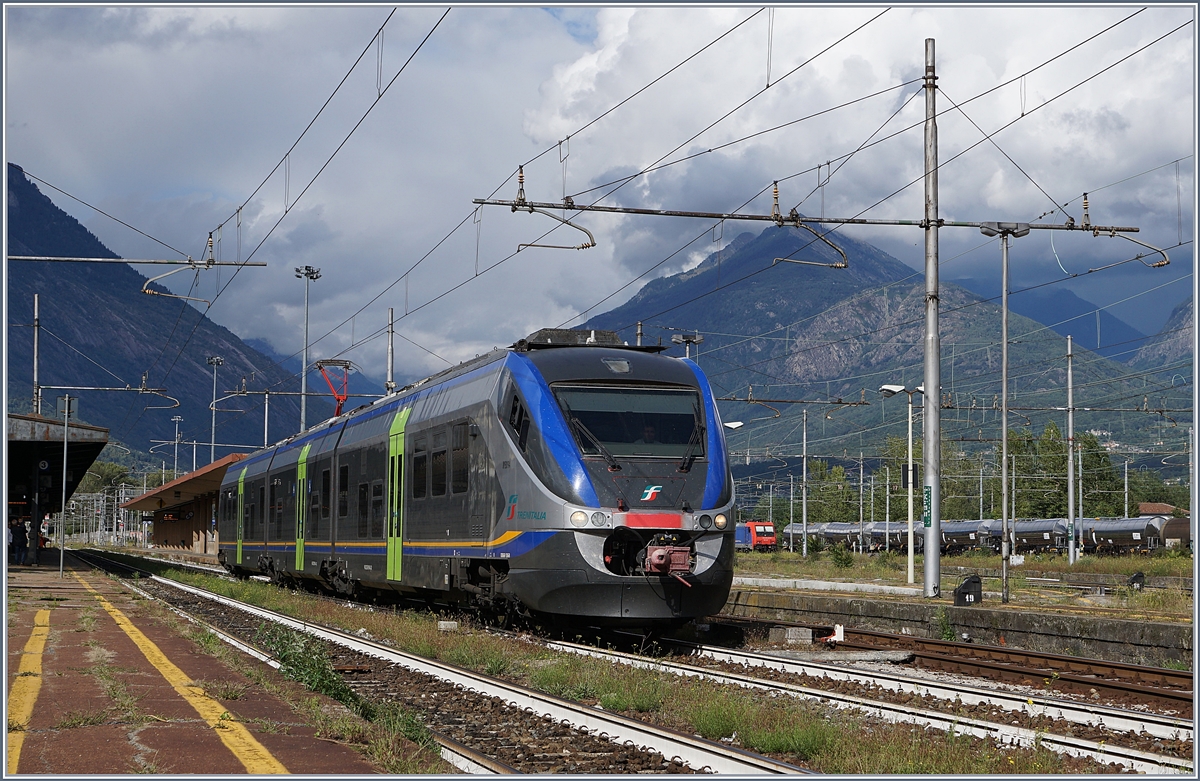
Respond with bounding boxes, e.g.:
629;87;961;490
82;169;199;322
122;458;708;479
431;430;447;497
412;436;427;499
371;482;384;538
321;469;331;519
451;423;469;494
308;485;319;538
338;465;349;518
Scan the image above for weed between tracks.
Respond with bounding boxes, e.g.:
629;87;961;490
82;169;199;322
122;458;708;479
154;568;1121;774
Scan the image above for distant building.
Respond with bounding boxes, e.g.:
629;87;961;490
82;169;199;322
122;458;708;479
1138;502;1189;517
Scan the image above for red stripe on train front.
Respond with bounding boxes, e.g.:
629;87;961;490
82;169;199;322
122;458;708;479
620;512;682;529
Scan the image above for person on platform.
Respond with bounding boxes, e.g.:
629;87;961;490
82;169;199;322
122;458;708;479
6;521;13;564
13;521;27;565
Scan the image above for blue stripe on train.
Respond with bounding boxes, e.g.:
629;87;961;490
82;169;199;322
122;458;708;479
682;358;728;510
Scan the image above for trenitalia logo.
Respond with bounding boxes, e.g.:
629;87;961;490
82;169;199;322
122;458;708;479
505;494;518;521
641;485;663;502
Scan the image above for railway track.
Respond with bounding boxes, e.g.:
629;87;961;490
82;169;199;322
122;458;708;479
714;614;1193;712
540;636;1192;774
74;551;807;774
75;549;1192;773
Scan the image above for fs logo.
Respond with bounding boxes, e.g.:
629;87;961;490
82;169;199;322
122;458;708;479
640;485;664;502
505;494;518;521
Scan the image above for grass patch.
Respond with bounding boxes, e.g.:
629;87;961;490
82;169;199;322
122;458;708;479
77;607;97;632
247;717;287;734
441;635;511;676
55;709;108;729
197;679;250;701
527;655;667;713
77;660;143;724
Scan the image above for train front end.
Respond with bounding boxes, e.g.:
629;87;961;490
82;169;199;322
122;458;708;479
495;332;736;629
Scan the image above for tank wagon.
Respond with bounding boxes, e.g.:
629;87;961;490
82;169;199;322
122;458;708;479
939;519;995;553
1079;515;1191;553
217;329;736;630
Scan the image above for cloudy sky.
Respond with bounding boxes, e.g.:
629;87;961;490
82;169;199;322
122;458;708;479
5;4;1195;388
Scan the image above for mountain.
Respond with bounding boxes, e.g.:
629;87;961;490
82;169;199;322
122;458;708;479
1129;297;1193;372
6;163;336;464
582;224;1187;467
949;276;1148;362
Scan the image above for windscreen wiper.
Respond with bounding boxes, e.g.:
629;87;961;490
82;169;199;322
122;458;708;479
563;404;622;472
678;403;706;473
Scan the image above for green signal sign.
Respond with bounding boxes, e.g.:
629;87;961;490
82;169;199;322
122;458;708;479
922;486;932;527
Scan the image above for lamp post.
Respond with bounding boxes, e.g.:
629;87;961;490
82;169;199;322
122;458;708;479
670;330;704;359
171;415;183;478
295;265;322;431
207;356;223;464
979;222;1029;603
800;409;808;557
879;384;923;584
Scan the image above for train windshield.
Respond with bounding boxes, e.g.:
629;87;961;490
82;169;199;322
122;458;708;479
552;385;705;458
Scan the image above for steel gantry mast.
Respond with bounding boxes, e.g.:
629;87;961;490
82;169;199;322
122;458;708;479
921;38;941;597
473;39;1164;598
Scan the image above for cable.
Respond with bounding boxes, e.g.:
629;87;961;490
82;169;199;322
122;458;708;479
8;164;189;259
120;9;452;438
154;9;777;415
939;87;1068;222
210;9;398;234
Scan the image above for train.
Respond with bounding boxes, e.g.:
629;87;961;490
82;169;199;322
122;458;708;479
734;522;777;552
779;515;1190;555
217;328;736;630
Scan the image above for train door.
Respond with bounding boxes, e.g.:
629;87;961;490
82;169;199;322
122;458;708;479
235;466;247;565
296;443;312;570
387;407;411;581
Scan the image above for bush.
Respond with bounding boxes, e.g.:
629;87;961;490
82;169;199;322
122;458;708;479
829;544;854;569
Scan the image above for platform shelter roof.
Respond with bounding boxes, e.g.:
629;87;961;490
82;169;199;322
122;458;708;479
121;452;247;513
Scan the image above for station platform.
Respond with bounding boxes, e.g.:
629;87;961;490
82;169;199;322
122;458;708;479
5;550;378;775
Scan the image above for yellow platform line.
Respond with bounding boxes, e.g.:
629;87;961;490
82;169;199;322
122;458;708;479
71;574;288;774
7;609;51;774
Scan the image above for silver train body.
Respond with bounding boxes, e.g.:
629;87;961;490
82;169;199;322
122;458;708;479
217;331;736;629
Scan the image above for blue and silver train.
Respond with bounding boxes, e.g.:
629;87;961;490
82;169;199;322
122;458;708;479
217;329;736;629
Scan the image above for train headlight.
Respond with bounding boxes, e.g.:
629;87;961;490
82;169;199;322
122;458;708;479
698;514;712;529
714;513;728;530
569;510;588;528
590;512;606;527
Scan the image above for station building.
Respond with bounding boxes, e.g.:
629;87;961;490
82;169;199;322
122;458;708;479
121;452;246;555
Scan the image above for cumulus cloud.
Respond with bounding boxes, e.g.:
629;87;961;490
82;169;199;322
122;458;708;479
6;5;1193;385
